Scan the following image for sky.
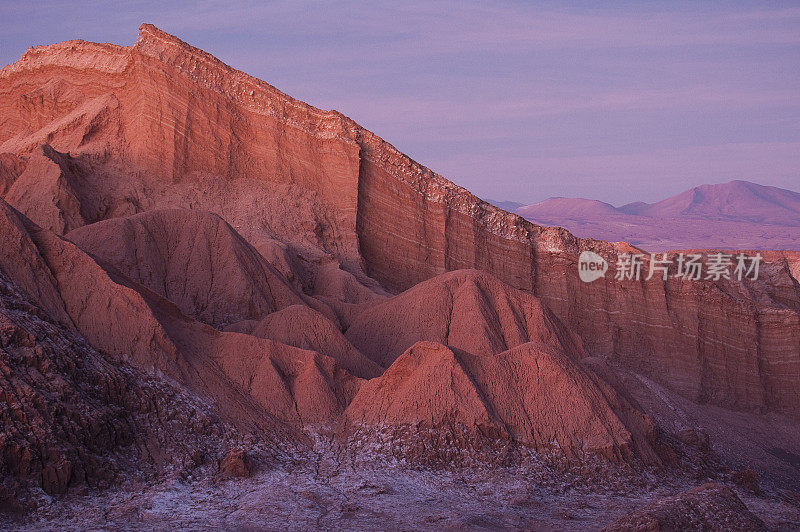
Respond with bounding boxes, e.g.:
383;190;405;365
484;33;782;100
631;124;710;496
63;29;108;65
1;1;798;205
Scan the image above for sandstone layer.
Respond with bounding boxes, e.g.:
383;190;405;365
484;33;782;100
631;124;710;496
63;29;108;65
1;25;797;417
0;24;798;529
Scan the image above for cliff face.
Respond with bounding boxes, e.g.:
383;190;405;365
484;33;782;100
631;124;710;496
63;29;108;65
1;24;798;418
1;25;362;266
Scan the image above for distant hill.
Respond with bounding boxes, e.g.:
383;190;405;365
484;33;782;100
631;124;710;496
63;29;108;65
483;198;524;212
619;181;800;225
510;181;800;250
517;197;619;218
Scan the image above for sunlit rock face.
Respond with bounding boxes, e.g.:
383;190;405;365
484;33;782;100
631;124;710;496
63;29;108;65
2;24;798;418
0;24;798;529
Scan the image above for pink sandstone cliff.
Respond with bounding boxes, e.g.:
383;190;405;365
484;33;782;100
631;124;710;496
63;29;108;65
0;24;797;420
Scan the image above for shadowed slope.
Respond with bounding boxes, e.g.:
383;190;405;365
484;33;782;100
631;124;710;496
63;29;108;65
225;304;382;379
0;199;359;432
346;269;584;368
66;208;316;328
5;144;87;234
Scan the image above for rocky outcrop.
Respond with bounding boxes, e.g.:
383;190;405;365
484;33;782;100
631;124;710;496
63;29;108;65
0;271;251;506
346;269;585;368
2;25;797;418
345;340;663;464
603;483;766;531
66;208;309;328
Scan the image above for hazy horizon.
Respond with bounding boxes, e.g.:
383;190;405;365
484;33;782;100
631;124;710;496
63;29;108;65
2;1;798;205
498;178;800;209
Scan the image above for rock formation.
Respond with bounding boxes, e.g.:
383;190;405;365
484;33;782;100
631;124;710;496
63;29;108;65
1;24;797;418
0;24;798;529
345;341;662;463
346;269;586;368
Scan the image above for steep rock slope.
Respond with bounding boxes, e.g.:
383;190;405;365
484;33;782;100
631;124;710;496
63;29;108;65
346;269;584;368
0;271;254;508
0;200;358;431
345;341;662;464
0;25;798;417
66;208;311;328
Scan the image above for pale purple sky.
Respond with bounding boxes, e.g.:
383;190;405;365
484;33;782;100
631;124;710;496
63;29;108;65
2;1;798;205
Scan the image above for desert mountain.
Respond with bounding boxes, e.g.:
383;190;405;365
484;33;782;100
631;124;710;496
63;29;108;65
516;180;800;250
1;25;798;422
518;197;620;218
0;24;798;528
619;180;800;223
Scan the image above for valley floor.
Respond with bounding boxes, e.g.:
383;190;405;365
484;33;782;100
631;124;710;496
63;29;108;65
5;444;799;531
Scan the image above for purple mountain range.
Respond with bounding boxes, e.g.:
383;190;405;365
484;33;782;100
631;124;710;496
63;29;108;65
512;180;800;251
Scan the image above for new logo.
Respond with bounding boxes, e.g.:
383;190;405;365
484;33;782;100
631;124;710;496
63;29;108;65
578;251;608;283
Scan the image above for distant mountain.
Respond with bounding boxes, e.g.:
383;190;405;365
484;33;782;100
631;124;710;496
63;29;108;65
618;181;800;225
483;198;524;212
512;180;800;250
517;197;619;218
